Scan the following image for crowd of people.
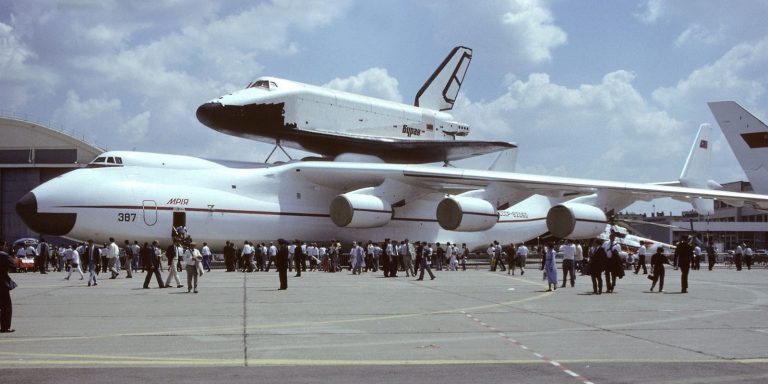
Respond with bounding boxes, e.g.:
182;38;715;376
0;229;763;336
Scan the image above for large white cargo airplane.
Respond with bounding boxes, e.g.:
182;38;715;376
16;129;768;251
195;46;515;163
708;101;768;194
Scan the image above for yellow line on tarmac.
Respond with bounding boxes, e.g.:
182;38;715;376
2;355;766;367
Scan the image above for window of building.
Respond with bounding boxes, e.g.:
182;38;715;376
0;149;32;163
34;149;78;164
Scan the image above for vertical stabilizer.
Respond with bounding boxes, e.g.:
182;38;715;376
708;101;768;194
679;123;718;215
414;46;472;111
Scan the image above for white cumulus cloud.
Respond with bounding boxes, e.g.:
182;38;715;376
324;67;403;102
501;0;567;63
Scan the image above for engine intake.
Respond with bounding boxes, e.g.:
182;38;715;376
330;194;392;228
546;203;607;239
436;196;497;232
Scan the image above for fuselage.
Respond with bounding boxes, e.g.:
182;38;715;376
196;77;471;155
18;160;555;252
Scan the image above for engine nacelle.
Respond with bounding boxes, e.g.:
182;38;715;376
329;194;392;228
436;196;497;232
546;203;607;239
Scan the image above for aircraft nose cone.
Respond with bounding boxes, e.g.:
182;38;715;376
16;192;76;236
196;102;224;128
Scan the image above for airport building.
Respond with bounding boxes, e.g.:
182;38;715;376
0;115;103;242
621;181;768;251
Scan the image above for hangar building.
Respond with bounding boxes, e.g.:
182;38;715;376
0;115;103;242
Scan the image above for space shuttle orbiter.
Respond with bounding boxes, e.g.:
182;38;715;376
196;46;515;163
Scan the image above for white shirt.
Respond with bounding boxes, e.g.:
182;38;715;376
268;245;277;257
487;246;495;256
560;244;576;260
107;242;120;259
241;244;253;256
745;247;753;256
202;245;211;257
574;244;583;261
516;245;529;257
693;246;701;256
638;245;647;258
399;243;408;257
183;248;201;265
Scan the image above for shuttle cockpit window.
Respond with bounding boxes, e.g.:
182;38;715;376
247;80;277;90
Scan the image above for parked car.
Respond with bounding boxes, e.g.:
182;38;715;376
11;238;38;272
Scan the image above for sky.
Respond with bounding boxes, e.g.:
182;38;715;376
1;0;767;214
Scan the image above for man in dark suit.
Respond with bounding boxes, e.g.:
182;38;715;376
38;237;50;274
223;241;234;272
142;241;165;289
276;239;288;290
294;240;303;277
1;239;17;333
675;235;693;293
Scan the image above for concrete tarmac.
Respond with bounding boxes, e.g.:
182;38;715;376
1;265;767;383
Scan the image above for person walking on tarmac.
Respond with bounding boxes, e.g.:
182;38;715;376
675;235;693;293
649;247;671;292
416;241;435;281
590;240;607;295
706;241;717;271
634;240;648;275
276;239;289;290
1;239;17;333
142;241;165;289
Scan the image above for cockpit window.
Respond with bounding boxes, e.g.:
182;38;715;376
247;80;277;90
87;155;124;168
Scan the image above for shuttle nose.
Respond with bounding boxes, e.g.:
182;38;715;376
16;192;76;236
196;102;225;129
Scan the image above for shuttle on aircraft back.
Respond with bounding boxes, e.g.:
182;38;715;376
196;46;515;164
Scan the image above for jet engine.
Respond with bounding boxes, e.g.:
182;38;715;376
436;196;497;232
329;194;392;228
546;203;607;239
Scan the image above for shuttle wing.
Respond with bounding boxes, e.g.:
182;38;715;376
293;161;768;210
282;128;516;164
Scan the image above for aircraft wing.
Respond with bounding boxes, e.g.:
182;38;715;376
292;161;768;209
280;128;516;164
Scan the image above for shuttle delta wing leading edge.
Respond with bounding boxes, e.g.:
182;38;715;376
708;101;768;194
196;46;515;164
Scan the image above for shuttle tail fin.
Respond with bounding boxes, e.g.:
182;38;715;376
414;46;472;111
708;101;768;194
679;123;718;215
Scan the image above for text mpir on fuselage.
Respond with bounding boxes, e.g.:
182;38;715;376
196;46;514;164
16;143;768;251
